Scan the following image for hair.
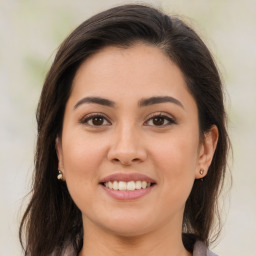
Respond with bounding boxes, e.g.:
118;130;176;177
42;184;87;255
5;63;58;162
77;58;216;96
19;4;230;256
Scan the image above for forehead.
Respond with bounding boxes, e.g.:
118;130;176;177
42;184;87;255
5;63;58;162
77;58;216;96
69;43;195;109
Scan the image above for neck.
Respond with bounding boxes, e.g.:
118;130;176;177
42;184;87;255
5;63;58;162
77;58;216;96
78;217;192;256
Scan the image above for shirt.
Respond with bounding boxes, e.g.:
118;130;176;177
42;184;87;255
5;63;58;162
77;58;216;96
193;240;218;256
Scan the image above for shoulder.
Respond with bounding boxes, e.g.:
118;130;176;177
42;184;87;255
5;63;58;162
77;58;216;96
193;240;219;256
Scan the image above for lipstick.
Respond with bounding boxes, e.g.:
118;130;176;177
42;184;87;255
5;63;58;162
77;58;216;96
99;173;156;200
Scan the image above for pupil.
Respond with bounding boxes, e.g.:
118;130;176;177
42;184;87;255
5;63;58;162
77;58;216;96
153;117;164;125
93;117;103;125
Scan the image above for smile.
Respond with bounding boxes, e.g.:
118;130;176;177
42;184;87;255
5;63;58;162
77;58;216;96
100;173;156;200
104;181;152;191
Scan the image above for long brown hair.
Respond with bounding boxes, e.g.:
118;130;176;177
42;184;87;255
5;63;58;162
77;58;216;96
19;4;230;255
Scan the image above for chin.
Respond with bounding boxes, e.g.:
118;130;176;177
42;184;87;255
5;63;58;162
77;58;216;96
90;209;155;237
104;223;151;238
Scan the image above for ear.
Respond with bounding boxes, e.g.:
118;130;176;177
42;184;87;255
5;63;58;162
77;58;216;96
56;137;64;172
195;125;219;179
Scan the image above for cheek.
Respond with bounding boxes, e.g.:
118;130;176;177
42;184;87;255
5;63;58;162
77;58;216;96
62;130;106;173
61;147;103;216
151;132;199;173
149;133;199;201
61;132;108;199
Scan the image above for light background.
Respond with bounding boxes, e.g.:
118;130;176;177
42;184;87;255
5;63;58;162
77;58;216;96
0;0;255;255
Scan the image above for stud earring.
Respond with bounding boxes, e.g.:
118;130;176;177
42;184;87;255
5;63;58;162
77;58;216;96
199;169;204;182
57;170;64;181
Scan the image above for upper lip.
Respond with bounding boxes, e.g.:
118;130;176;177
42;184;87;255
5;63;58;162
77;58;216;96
100;173;156;183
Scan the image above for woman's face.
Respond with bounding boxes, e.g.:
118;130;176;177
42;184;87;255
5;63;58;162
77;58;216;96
56;43;217;237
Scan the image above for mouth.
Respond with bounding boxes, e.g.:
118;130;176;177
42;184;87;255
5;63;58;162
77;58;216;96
99;173;156;200
100;180;155;191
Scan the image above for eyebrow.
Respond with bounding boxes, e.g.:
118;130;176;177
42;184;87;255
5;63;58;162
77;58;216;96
74;96;184;110
74;97;115;109
139;96;184;109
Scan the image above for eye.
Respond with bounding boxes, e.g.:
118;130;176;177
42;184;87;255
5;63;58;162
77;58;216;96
80;113;111;127
144;113;176;127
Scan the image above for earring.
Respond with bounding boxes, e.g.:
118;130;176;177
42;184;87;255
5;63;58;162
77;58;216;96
57;170;64;181
199;169;204;182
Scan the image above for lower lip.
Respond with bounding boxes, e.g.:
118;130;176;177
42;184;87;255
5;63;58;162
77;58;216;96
101;185;154;200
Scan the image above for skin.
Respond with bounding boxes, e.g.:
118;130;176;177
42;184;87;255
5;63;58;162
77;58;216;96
56;43;218;256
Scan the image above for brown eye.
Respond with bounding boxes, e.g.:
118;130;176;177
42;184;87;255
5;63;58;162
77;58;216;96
81;114;111;127
152;117;165;126
145;114;176;127
92;116;104;126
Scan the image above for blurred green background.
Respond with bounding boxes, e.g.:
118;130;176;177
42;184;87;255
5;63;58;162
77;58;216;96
1;0;255;255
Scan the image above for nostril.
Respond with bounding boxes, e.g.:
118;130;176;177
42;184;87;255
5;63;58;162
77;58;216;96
112;157;141;165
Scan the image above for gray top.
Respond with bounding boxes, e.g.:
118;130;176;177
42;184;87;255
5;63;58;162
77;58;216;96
193;240;218;256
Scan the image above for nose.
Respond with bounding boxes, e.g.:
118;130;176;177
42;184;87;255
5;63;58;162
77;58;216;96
107;125;147;166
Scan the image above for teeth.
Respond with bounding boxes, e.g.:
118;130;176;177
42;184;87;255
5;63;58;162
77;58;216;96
119;181;126;191
104;181;152;191
135;181;141;189
127;181;135;190
141;181;147;189
113;181;118;190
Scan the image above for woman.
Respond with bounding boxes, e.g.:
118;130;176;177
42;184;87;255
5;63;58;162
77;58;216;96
19;4;229;256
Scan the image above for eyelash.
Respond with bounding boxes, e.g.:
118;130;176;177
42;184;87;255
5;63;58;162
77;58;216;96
80;113;111;127
80;112;176;127
144;112;176;127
